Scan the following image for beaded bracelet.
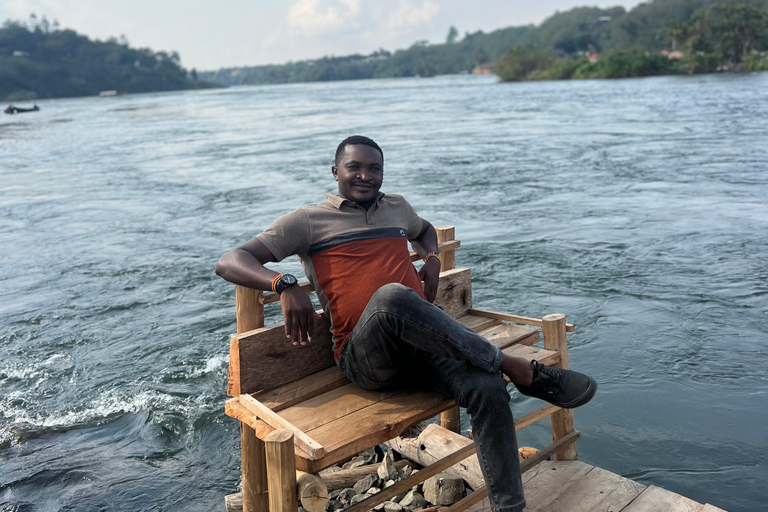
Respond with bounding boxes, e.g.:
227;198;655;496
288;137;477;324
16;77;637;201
270;274;284;293
424;252;441;265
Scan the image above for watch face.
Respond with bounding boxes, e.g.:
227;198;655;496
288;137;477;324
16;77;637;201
284;274;298;286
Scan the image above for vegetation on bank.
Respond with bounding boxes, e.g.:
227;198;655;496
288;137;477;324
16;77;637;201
0;15;215;101
495;2;768;81
202;0;768;86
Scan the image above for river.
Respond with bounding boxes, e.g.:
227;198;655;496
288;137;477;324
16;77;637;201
1;73;767;511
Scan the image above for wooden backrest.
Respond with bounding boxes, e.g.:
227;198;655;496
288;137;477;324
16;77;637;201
228;226;465;396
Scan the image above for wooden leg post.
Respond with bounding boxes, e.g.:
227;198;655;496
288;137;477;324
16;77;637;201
237;286;268;511
242;423;269;512
542;313;578;461
265;429;299;512
436;226;462;434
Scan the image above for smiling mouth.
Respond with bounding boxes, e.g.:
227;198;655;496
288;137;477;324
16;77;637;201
352;183;374;189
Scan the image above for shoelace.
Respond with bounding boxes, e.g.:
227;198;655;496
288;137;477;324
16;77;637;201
533;363;563;395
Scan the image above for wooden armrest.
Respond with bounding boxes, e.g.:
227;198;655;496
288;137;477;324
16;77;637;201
239;394;325;460
468;308;575;332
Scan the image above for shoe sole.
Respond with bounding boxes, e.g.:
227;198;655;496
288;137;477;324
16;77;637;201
558;376;598;409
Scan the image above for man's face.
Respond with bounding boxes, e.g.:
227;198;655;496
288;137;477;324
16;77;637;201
332;144;383;206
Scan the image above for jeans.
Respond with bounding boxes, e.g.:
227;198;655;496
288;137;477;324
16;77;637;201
337;283;526;512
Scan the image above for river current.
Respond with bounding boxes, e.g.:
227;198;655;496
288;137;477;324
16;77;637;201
1;73;767;511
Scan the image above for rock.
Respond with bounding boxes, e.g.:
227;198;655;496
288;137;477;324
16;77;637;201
366;487;381;495
402;465;413;478
343;456;368;470
384;479;395;488
383;502;403;512
353;474;379;495
349;494;368;506
320;465;343;476
337;488;357;505
378;450;399;481
359;447;377;464
423;473;465;506
325;499;344;511
329;489;342;500
398;490;427;510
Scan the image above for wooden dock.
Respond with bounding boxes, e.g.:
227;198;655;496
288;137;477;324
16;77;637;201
468;460;726;512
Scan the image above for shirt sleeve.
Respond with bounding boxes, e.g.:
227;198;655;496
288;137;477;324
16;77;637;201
254;208;311;262
402;198;426;241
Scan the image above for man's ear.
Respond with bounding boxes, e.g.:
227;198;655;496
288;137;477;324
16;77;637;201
331;166;338;181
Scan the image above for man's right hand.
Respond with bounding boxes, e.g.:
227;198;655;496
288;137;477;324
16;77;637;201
280;286;322;346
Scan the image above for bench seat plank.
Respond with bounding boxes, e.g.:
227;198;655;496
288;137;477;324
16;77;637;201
304;390;456;468
257;366;349;412
457;314;502;332
478;323;539;349
279;383;399;432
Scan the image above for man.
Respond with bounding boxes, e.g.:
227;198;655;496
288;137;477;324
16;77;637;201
215;135;596;512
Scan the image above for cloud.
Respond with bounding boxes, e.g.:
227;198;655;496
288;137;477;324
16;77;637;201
383;0;440;31
287;0;361;36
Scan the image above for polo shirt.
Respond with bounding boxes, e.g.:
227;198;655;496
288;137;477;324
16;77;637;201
256;192;427;359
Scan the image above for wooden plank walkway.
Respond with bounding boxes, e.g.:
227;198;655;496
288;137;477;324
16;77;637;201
468;460;727;512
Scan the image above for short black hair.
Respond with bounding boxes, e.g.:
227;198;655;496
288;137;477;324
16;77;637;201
335;135;383;166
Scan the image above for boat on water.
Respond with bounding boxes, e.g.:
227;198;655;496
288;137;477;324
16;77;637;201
4;104;40;114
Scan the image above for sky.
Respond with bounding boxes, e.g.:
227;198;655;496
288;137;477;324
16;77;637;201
0;0;642;70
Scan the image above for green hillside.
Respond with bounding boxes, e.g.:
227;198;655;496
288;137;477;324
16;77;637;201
0;17;215;101
201;0;768;86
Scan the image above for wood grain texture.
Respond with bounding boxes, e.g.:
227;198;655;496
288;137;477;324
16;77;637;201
278;384;398;432
434;268;473;319
501;344;560;367
239;394;325;460
542;313;577;461
265;429;299;512
231;315;335;396
386;423;484;490
622;485;705;512
457;313;502;332
240;423;269;512
296;471;328;512
468;308;575;332
518;460;595;512
236;286;264;333
439;406;461;434
539;464;645;512
477;323;539;349
256;366;349;412
514;404;560;430
305;390;455;465
436;226;456;271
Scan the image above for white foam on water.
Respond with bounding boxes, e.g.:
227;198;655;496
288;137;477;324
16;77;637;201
187;354;228;379
0;387;218;447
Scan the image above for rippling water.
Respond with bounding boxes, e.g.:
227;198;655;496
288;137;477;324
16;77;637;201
1;73;766;511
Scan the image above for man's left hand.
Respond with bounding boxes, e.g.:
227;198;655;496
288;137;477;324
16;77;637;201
419;257;441;303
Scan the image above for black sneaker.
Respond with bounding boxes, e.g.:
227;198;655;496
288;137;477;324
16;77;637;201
515;361;597;409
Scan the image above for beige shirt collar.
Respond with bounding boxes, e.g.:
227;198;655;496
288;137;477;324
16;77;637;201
326;192;385;209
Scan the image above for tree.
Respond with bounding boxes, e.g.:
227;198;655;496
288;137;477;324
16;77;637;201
446;25;459;44
709;3;768;63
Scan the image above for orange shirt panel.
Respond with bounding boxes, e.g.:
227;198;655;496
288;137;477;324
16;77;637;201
310;237;425;358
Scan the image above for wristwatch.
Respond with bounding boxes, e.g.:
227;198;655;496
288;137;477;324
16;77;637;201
275;274;298;295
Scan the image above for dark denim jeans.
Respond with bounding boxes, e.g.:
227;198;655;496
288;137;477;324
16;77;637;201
337;283;526;512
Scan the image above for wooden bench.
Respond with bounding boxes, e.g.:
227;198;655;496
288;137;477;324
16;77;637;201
224;226;581;512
